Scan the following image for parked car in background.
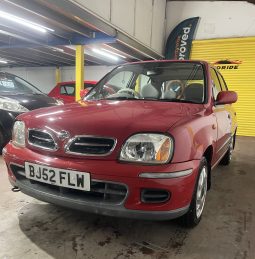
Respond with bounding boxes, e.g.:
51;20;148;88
3;60;237;227
0;72;62;153
48;80;97;103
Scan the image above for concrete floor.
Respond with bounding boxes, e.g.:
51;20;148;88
0;136;254;259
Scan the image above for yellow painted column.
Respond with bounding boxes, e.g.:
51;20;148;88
55;66;61;84
75;45;84;101
135;75;141;93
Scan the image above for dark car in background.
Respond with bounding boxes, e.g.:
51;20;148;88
48;80;97;104
0;72;61;152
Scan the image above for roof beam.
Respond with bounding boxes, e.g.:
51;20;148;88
4;0;94;38
106;43;144;61
35;0;117;36
0;26;116;48
36;0;163;59
116;32;163;60
61;46;113;66
0;50;48;66
0;49;73;66
0;1;73;40
29;48;75;64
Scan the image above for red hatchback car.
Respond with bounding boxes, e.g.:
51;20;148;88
3;61;237;227
48;80;97;103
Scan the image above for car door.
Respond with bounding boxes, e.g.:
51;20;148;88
210;68;232;162
216;70;237;136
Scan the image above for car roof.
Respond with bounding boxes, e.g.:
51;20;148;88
122;59;209;66
58;80;97;86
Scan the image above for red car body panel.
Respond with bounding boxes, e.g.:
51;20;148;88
16;100;205;163
4;144;199;211
48;80;97;103
3;60;238;220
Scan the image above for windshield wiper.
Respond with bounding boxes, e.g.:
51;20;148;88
105;96;138;100
142;97;158;100
160;99;200;104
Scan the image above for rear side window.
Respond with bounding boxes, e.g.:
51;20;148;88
60;84;75;96
210;68;222;100
216;71;228;91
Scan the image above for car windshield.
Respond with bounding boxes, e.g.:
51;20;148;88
0;73;42;94
85;62;205;104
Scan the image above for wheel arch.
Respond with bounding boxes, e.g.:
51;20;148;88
203;145;213;190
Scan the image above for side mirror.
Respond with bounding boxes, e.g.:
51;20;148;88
216;91;238;105
80;88;92;99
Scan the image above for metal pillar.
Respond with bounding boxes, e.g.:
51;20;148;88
55;66;61;84
75;45;84;101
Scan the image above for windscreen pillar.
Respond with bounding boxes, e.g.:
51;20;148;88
55;66;61;84
75;45;85;101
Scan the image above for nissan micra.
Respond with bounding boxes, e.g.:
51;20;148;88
3;60;238;227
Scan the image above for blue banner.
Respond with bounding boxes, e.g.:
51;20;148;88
165;17;200;60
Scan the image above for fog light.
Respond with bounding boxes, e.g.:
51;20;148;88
141;189;170;203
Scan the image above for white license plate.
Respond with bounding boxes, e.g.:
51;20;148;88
25;162;90;191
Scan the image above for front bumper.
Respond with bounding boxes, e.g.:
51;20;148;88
11;176;189;220
3;143;200;220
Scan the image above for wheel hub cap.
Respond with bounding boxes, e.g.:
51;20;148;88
196;166;207;218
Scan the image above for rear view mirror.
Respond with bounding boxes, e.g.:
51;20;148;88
216;91;238;105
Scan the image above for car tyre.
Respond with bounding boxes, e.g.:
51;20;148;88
180;157;208;228
0;129;4;155
220;134;235;166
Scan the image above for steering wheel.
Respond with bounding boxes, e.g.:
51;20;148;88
117;88;141;98
165;80;185;99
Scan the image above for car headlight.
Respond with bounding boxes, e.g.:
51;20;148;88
12;121;26;148
120;134;174;164
0;97;28;112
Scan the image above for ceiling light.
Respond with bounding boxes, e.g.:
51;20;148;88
92;48;119;61
101;48;126;59
0;60;8;64
0;11;54;33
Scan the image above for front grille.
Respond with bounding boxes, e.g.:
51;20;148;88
28;129;57;151
10;164;127;205
141;189;170;203
66;136;116;156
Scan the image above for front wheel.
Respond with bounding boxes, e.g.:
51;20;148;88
0;129;4;155
180;157;208;228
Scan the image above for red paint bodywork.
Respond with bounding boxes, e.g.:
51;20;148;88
216;91;238;105
48;80;97;103
3;60;238;218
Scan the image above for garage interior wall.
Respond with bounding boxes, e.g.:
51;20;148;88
166;1;255;40
73;0;167;54
166;1;255;137
0;66;114;93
